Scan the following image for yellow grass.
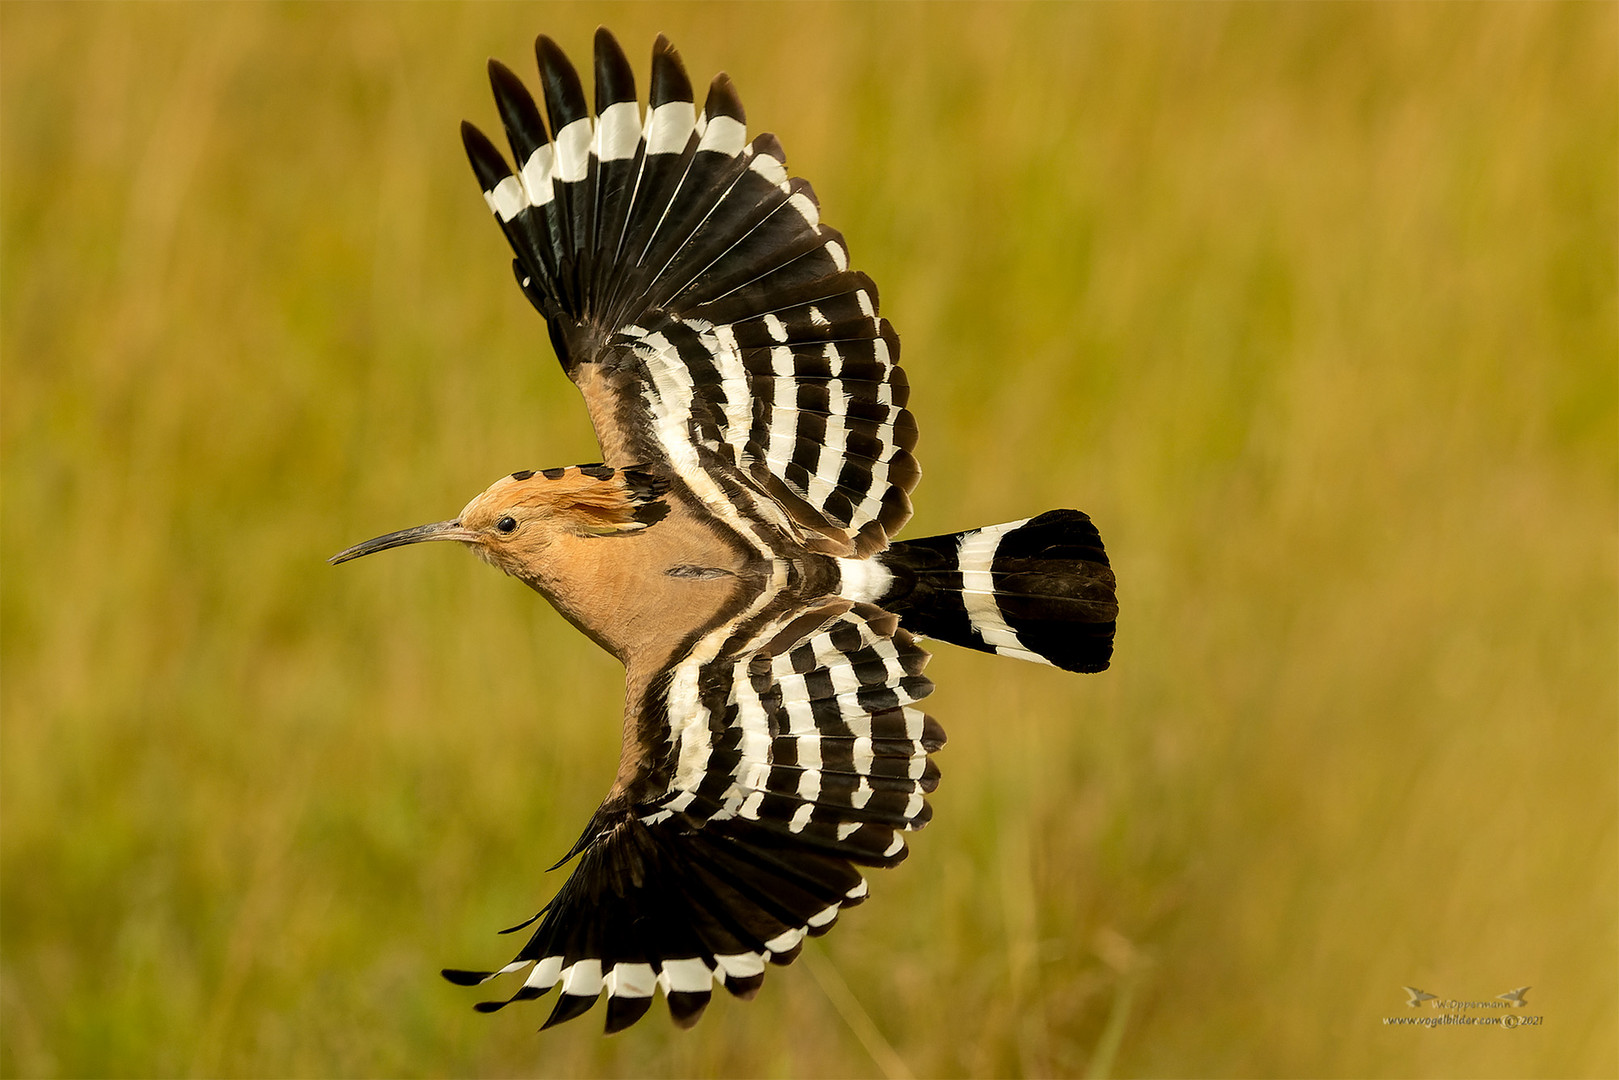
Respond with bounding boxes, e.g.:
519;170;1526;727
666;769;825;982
2;2;1613;1076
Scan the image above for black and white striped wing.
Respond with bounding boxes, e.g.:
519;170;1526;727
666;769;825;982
461;30;918;556
446;600;942;1032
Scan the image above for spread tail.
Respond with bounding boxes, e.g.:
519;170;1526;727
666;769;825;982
859;510;1117;673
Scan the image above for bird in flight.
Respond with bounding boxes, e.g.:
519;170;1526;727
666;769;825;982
332;28;1117;1033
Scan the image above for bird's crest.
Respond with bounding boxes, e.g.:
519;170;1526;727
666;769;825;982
463;464;670;539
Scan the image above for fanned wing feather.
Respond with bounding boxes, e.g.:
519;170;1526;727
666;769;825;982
444;601;942;1032
461;31;918;556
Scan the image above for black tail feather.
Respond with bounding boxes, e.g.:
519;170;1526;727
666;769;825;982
874;510;1117;673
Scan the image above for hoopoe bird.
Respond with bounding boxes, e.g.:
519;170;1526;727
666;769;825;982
332;29;1118;1034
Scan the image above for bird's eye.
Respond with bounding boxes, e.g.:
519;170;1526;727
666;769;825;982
496;516;518;534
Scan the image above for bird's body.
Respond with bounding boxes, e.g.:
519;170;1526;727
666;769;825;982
334;28;1117;1033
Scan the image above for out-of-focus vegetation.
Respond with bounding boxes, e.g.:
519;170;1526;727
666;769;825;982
3;2;1613;1076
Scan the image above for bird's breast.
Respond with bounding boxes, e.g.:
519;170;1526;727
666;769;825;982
525;501;764;669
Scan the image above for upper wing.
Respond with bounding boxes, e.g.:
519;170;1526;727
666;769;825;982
460;30;919;557
445;600;943;1032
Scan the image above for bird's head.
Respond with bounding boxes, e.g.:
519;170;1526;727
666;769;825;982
330;465;669;578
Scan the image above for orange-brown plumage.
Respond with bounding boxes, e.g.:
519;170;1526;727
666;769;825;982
334;464;761;668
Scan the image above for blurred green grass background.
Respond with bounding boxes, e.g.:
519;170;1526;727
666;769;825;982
3;2;1614;1076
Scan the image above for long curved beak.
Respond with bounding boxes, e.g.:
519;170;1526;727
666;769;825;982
329;519;479;565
